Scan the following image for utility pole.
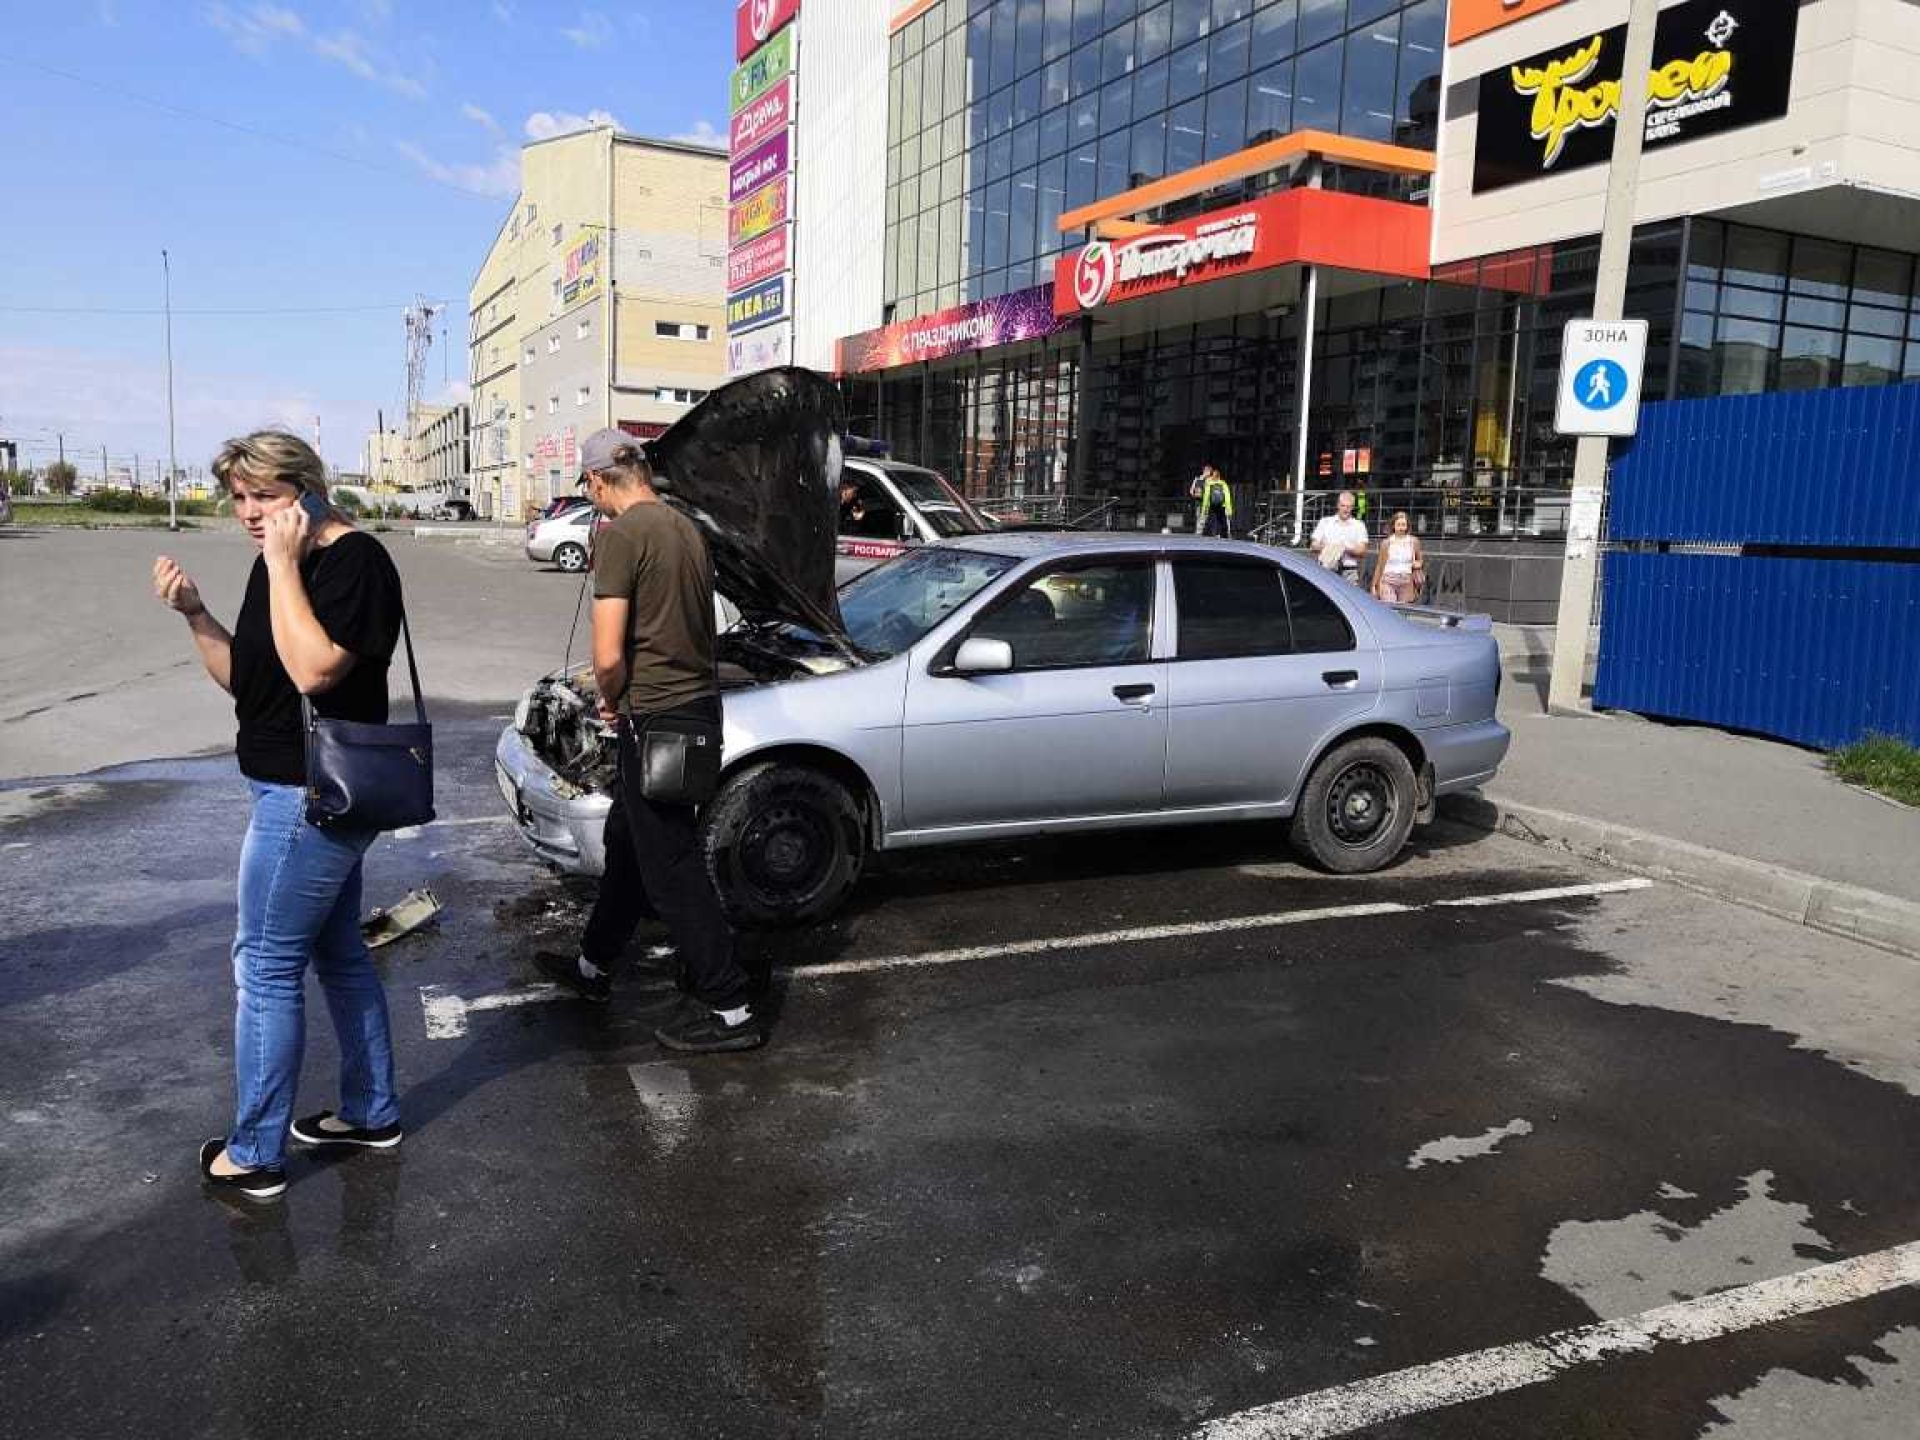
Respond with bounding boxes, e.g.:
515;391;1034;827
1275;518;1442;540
163;249;181;532
1548;0;1659;714
101;445;108;486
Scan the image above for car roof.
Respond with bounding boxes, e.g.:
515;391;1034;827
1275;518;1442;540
847;456;942;478
937;531;1300;563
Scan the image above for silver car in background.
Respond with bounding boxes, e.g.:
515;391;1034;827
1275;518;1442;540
524;504;598;572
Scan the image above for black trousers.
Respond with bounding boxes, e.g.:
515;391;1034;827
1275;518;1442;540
580;700;747;1010
1201;509;1230;537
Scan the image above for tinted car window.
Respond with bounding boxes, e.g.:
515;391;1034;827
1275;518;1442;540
1282;569;1356;653
1175;560;1293;659
972;561;1154;670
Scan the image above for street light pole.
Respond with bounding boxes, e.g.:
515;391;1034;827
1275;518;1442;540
1547;0;1660;713
163;249;181;532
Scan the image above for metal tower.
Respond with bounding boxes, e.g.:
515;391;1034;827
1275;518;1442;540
403;296;442;491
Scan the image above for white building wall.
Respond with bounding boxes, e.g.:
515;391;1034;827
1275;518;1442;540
789;0;892;371
1432;0;1920;264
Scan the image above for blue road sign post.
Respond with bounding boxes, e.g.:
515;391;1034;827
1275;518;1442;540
1555;319;1649;438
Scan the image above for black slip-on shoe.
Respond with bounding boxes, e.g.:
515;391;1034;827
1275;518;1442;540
534;949;612;1003
289;1111;404;1150
653;1005;766;1054
199;1138;287;1201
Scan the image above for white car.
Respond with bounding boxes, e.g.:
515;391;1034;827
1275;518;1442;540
524;504;598;573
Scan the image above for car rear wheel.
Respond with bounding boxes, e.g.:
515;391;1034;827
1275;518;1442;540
702;762;865;928
552;542;589;573
1290;736;1419;875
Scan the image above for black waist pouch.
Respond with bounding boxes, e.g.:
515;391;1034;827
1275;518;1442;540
627;710;721;807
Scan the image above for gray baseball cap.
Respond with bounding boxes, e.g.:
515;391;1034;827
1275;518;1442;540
577;426;638;481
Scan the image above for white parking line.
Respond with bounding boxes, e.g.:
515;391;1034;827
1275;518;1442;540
1191;1240;1920;1440
1436;878;1654;909
419;982;560;1039
418;878;1654;1038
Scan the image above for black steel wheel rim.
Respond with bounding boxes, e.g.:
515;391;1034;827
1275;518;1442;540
1325;761;1397;849
738;802;834;902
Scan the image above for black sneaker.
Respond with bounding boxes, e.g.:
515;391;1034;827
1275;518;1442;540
654;1004;765;1054
534;949;612;1003
198;1138;287;1201
289;1111;404;1150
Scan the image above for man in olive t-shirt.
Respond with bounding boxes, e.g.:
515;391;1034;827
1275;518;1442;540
533;428;762;1054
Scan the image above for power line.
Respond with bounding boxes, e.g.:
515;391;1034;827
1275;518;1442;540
0;302;447;316
0;50;505;203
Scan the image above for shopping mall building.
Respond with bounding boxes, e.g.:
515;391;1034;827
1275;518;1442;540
734;0;1920;578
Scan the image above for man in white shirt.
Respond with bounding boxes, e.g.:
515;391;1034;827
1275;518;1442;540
1311;491;1369;585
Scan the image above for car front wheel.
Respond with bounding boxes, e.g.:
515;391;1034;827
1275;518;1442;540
552;542;589;573
1290;736;1419;875
702;762;865;928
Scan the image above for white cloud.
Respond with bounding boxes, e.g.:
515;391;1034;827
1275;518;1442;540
524;108;620;141
439;378;472;404
202;3;427;99
461;101;502;135
395;140;520;198
670;120;724;147
490;0;512;19
96;0;119;26
561;9;613;48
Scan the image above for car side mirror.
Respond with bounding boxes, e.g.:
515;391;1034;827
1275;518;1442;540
951;637;1014;675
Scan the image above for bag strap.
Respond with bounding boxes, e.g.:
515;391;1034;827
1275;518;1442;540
299;607;427;729
397;608;427;724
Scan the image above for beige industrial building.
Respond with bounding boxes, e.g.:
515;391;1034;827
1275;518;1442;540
466;126;729;522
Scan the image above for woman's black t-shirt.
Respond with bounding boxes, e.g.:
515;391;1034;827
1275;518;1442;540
232;531;404;784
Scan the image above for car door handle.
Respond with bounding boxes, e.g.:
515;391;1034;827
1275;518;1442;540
1322;670;1360;689
1112;683;1156;703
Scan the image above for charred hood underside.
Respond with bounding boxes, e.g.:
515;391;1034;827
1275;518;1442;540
648;367;851;652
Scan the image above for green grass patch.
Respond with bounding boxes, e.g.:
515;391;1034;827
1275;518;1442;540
1830;735;1920;807
12;496;219;527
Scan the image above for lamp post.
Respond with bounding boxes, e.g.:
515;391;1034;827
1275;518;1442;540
163;249;181;532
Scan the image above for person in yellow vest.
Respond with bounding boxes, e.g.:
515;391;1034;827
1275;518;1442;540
1191;463;1234;538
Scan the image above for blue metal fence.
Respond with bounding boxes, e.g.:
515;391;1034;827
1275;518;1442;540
1595;554;1920;748
1597;381;1920;749
1609;382;1920;548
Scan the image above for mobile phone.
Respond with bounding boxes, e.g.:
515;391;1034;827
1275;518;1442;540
298;491;333;525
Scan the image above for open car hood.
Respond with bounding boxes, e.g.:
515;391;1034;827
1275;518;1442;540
646;368;855;658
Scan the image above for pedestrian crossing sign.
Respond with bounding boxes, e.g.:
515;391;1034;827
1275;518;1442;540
1555;318;1649;438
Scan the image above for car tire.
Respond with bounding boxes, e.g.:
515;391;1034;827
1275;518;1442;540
553;542;589;573
702;762;865;928
1290;736;1419;875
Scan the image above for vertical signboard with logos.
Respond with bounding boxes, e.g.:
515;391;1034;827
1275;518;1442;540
728;1;800;376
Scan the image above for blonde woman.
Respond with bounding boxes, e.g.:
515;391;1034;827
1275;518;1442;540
153;431;407;1201
1373;511;1425;604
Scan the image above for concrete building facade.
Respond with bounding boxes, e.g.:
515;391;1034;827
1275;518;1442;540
466;127;729;521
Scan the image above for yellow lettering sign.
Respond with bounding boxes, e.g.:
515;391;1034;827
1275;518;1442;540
1510;35;1736;170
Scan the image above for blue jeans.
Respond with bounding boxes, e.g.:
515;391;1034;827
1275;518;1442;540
227;781;398;1169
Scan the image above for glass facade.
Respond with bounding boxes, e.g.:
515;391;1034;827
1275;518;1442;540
1675;219;1920;399
884;0;1445;321
849;223;1686;534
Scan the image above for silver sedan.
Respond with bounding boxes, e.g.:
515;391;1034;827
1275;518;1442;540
497;530;1510;928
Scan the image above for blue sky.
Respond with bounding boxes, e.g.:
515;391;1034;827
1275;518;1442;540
0;1;731;478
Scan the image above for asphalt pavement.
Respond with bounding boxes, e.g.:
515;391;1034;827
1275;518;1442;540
3;531;1919;1438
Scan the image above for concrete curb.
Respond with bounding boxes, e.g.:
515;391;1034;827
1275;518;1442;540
1441;793;1920;961
409;525;523;545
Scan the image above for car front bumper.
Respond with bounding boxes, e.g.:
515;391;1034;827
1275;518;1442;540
494;724;611;877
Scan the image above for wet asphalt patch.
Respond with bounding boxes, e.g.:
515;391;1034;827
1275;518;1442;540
3;709;1919;1438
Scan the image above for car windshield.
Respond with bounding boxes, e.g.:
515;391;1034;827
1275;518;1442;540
839;546;1016;657
885;467;986;538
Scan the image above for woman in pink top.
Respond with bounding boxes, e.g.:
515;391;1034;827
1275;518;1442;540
1373;511;1425;604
